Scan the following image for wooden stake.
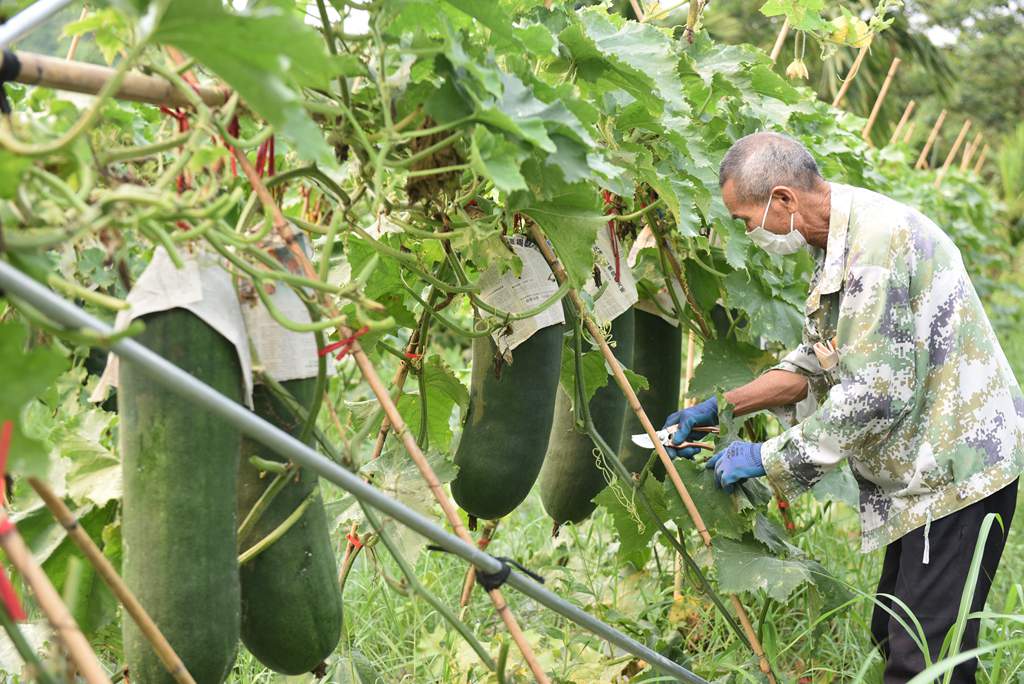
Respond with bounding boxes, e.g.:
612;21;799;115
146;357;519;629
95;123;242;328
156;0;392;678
628;0;645;21
0;516;111;684
934;119;971;188
973;144;990;174
230;146;552;684
27;479;197;684
862;57;901;143
902;121;916;145
459;521;499;608
960;132;984;171
7;51;228;108
64;6;89;61
769;18;790;63
889;99;916;146
673;330;698;603
526;223;776;683
832;44;869;108
914;110;947;169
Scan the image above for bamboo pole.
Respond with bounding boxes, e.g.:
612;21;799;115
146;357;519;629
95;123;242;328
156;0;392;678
460;521;499;608
902;120;916;145
831;44;869;108
5;51;229;108
525;223;775;683
673;330;698;602
889;100;915;146
27;479;197;684
934;119;971;188
861;57;901;143
0;516;111;684
628;0;645;21
914;110;947;169
64;6;89;61
769;18;790;63
960;132;984;171
973;144;990;174
229;146;552;684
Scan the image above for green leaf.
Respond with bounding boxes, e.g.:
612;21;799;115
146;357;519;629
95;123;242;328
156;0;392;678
0;322;69;476
560;9;688;115
395;355;468;451
713;535;812;601
665;460;749;540
469;125;528;193
153;2;332;164
723;270;804;348
0;150;30;199
559;344;609;407
688;337;766;400
594;474;668;567
522;187;603;289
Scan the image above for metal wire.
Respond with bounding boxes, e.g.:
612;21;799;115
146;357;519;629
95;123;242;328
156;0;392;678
0;259;708;684
0;0;73;50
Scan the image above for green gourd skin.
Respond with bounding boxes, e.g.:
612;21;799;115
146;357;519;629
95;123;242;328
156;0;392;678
120;309;242;684
451;323;564;520
540;308;635;526
238;378;343;675
618;309;682;478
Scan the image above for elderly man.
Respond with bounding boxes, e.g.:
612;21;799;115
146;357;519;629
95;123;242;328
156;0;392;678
663;132;1023;682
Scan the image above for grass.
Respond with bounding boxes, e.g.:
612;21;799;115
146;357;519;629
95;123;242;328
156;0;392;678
222;480;1024;683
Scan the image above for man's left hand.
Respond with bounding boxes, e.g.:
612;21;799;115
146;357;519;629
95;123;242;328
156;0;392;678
706;440;765;493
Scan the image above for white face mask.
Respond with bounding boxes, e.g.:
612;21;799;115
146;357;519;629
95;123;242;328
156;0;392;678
747;195;807;256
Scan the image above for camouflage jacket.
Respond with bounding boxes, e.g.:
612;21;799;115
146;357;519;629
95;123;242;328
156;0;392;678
761;183;1024;553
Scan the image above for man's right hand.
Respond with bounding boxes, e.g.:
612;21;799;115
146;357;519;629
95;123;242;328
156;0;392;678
662;397;719;459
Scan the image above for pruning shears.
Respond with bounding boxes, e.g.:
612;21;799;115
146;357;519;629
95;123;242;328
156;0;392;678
630;425;718;451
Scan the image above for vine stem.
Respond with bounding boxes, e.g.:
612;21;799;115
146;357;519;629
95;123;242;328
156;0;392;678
649;219;712;339
526;222;775;682
232;146;552;684
0;514;111;684
27;479;196;684
238;491;317;565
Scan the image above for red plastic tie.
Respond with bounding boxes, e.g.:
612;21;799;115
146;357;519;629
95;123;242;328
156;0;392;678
403;352;422;360
601;191;621;283
318;326;370;359
346;532;363;550
0;563;26;621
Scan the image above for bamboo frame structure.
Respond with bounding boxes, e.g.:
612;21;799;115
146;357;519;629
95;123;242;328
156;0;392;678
902;121;916;145
3;51;229;108
960;132;984;171
973;144;990;174
27;479;197;684
832;44;869;108
915;110;947;169
526;223;776;683
889;100;915;145
769;18;790;63
934;119;971;188
862;57;901;142
0;516;111;684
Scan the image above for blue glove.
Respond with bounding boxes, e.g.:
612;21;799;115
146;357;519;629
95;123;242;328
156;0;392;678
705;441;765;494
662;397;718;459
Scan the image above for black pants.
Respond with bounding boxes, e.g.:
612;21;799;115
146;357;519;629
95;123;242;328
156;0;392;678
870;479;1018;683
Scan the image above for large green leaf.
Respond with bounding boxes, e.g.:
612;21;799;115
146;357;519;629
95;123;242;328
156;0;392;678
522;186;603;289
594;474;668;567
665;460;749;541
153;1;332;163
0;322;68;476
395;355;468;451
713;535;812;601
723;270;804;348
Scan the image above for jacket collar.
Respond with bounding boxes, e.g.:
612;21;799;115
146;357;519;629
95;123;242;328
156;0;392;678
806;182;854;313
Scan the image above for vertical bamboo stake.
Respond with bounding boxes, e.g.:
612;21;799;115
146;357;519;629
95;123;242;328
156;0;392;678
526;223;776;683
960;132;983;171
769;18;790;63
628;0;645;21
64;6;89;61
230;146;551;684
902;121;916;145
831;44;869;108
861;57;901;142
27;479;197;684
915;110;947;169
973;144;990;174
889;99;916;145
934;119;971;188
673;330;698;603
0;517;111;684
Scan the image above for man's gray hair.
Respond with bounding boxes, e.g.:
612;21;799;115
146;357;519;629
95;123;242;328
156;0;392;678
718;132;823;203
